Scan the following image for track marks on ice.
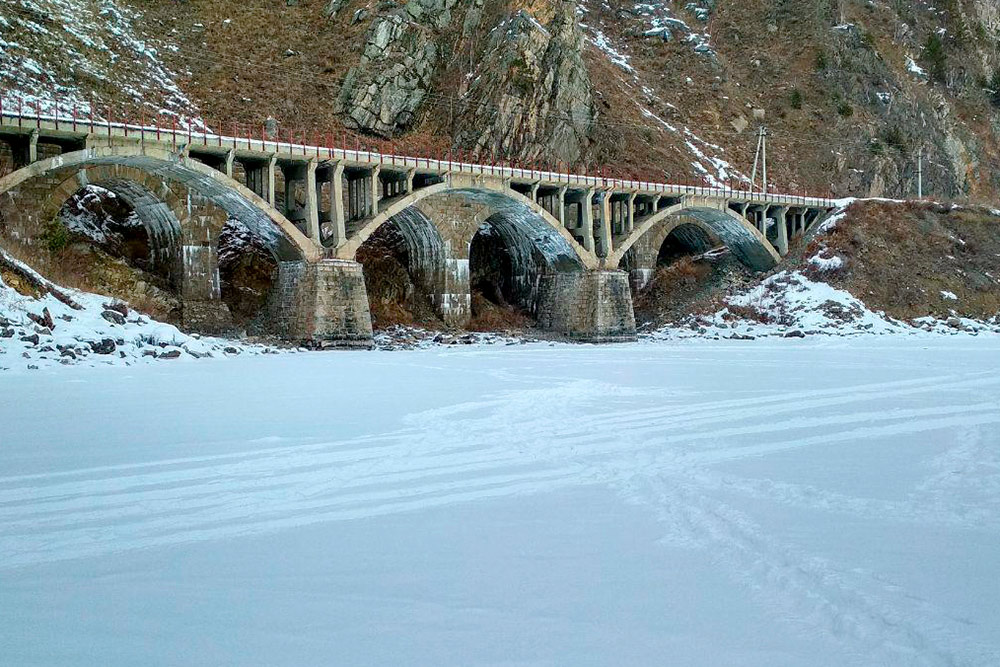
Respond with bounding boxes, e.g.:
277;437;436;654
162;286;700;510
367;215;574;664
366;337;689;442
1;372;998;569
619;476;1000;666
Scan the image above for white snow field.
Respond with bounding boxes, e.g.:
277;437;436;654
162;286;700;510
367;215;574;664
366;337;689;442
2;338;1000;666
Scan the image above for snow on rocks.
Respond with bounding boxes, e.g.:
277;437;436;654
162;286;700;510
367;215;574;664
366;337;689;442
373;325;535;351
0;255;276;372
643;271;1000;341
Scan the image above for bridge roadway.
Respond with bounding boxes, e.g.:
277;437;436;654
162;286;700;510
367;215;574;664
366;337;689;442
0;107;838;345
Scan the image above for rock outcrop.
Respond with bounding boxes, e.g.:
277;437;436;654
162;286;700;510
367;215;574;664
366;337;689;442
455;2;594;165
335;0;459;136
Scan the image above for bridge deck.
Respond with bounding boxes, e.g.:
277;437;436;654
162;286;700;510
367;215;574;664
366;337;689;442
0;109;838;210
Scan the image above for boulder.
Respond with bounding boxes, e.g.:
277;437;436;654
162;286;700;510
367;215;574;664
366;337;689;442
90;338;116;354
101;309;127;326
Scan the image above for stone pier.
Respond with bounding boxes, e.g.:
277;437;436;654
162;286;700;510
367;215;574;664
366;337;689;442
536;270;637;342
262;260;374;347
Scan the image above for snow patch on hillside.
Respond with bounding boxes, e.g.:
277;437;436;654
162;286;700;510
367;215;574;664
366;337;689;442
0;0;199;123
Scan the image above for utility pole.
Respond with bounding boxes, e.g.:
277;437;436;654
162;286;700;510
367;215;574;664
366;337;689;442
917;146;923;199
762;126;768;195
750;126;768;194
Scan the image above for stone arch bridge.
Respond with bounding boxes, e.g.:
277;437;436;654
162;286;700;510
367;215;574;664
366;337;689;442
0;111;835;345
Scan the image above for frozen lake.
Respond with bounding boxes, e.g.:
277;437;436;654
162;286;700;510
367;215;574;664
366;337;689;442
2;337;999;665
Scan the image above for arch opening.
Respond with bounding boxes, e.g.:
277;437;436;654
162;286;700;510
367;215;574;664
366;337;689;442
469;210;583;328
59;180;184;278
217;218;279;328
356;207;448;329
656;222;717;266
622;218;748;324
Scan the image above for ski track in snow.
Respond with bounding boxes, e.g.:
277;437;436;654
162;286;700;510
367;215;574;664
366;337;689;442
2;349;999;664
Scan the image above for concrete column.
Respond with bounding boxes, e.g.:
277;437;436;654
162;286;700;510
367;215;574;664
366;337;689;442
773;206;789;255
368;166;381;217
305;159;320;244
651;195;661;215
406;168;416;194
11;130;39;168
223;149;235;179
627;192;637;234
530;182;540;203
327;161;346;247
597;191;612;258
265;156;277;206
557;186;568;227
580;189;595;253
281;164;297;219
536;270;636;342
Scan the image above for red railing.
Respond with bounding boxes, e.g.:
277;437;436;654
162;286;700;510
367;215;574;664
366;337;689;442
0;93;836;208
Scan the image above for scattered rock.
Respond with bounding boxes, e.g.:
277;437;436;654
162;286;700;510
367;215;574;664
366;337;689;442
159;350;182;359
90;338;116;355
20;333;39;345
27;307;54;331
101;309;127;325
104;301;129;318
784;330;806;338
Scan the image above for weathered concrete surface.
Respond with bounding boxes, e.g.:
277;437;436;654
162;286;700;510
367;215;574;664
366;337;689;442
262;260;373;347
536;270;636;342
609;198;781;272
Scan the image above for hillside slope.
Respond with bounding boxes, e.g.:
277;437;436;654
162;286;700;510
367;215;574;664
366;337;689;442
4;0;1000;203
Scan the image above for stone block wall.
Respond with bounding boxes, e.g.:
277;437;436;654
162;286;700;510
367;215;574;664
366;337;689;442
261;259;374;347
536;270;637;342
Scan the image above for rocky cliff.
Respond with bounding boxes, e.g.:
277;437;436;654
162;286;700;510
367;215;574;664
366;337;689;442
3;0;1000;202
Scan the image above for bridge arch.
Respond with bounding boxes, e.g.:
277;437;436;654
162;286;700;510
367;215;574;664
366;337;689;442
609;202;781;272
0;144;319;263
356;205;465;327
47;170;185;284
335;180;598;270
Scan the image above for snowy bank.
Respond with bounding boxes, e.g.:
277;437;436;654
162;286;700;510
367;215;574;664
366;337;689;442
644;271;1000;341
0;253;277;372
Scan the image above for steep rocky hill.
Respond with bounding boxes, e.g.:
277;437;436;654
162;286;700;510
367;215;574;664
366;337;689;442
3;0;1000;202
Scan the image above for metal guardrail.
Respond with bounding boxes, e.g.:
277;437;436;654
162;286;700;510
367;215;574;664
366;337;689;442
0;98;839;210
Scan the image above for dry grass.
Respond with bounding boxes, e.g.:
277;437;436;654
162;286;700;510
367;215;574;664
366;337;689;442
800;200;1000;321
467;291;532;332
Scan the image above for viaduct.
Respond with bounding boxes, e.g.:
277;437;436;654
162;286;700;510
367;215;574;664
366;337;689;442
0;108;836;346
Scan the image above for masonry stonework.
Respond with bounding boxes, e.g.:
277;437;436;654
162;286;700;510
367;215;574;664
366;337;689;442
262;259;373;347
536;270;636;342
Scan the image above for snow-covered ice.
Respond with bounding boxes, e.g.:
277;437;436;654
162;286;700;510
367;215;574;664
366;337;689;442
1;338;999;665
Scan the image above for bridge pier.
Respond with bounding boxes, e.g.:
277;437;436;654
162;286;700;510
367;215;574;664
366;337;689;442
262;259;373;347
241;155;277;206
536;270;636;342
180;200;234;334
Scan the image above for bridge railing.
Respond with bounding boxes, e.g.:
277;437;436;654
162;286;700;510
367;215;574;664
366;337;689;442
0;96;839;210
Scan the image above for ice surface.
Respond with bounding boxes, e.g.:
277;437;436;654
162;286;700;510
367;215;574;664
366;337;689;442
1;338;999;665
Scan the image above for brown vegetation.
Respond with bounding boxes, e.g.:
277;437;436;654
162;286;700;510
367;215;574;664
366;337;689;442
800;200;1000;321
